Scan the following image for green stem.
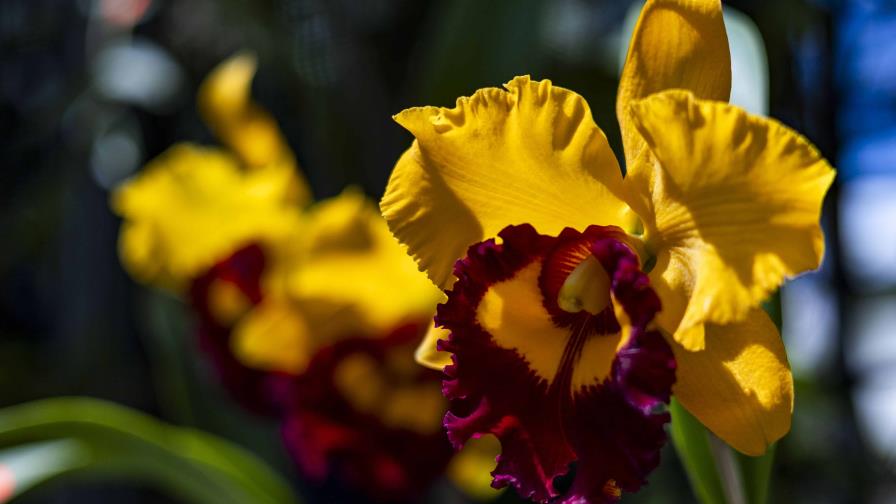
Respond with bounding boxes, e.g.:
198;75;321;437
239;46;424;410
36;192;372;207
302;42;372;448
669;399;727;504
736;444;776;504
708;434;746;504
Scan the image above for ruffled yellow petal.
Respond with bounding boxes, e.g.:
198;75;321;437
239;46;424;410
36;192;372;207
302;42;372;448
671;309;793;456
287;189;441;339
446;436;503;500
381;76;635;289
414;319;451;370
111;143;304;290
232;299;312;374
617;0;730;170
627;90;834;348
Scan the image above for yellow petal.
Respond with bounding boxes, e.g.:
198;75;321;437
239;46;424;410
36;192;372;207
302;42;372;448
198;52;258;130
199;53;285;166
415;319;452;370
197;52;312;204
288;189;442;339
334;344;446;436
232;299;312;374
617;0;730;170
111;143;304;290
207;277;253;326
671;310;793;455
446;436;503;500
628;90;835;348
381;76;635;289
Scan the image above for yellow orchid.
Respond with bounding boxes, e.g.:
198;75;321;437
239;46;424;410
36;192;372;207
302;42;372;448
380;0;834;502
112;52;309;293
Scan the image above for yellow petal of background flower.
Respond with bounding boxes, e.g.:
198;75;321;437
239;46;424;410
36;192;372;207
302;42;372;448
111;143;304;291
288;189;441;336
446;436;503;500
671;310;793;456
232;299;312;374
628;90;835;348
199;53;287;166
381;76;635;289
197;52;312;204
415;319;452;370
617;0;730;170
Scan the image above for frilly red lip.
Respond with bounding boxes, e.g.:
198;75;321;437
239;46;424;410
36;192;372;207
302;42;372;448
436;224;676;503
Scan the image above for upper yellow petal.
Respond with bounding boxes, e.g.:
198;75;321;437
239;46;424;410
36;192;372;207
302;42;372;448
197;52;311;204
617;0;730;170
198;53;285;167
381;76;635;289
197;52;257;132
111;143;304;291
627;90;835;348
287;189;441;339
671;309;793;456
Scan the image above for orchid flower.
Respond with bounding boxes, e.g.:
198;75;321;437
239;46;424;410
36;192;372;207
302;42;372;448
112;53;499;501
380;0;835;502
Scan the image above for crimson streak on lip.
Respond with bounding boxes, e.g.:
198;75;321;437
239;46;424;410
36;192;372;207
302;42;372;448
435;224;676;504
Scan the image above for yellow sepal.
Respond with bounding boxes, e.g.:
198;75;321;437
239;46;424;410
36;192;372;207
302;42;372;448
617;0;730;171
670;309;793;456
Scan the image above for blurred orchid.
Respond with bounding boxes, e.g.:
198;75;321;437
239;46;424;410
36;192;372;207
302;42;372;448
112;53;497;502
380;0;834;502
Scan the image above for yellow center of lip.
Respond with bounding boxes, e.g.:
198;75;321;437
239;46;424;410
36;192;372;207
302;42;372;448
557;255;611;315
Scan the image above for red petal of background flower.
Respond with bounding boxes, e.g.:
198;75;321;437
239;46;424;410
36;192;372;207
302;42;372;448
281;324;454;503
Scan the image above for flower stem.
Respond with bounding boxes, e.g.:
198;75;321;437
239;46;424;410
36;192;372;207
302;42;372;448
708;433;747;504
669;399;727;504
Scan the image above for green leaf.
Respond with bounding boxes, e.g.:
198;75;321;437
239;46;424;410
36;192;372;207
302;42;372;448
669;399;727;504
0;397;298;504
0;439;89;496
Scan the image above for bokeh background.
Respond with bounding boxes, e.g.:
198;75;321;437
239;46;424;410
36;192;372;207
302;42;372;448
1;0;895;502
